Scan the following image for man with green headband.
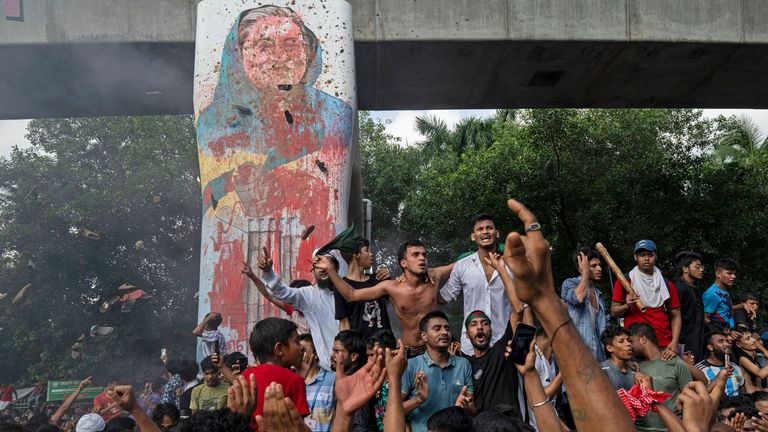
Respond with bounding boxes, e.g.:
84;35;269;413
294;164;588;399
463;249;527;419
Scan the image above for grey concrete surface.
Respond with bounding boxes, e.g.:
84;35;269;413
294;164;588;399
2;0;768;118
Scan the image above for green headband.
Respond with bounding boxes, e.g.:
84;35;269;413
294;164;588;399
465;310;491;329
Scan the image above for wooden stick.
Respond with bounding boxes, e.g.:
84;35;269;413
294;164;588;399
595;242;646;312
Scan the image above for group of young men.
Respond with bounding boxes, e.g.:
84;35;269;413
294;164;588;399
566;239;768;431
5;199;762;432
188;209;755;432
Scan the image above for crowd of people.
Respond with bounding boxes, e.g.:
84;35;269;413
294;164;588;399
1;199;766;432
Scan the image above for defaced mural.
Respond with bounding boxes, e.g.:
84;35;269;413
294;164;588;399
194;1;357;355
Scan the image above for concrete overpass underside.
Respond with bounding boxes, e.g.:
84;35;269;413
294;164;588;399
2;0;768;118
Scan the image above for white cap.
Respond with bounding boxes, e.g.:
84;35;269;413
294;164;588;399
76;413;106;432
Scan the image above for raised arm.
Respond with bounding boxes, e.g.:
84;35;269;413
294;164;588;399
192;313;216;337
513;340;568;432
573;254;592;304
430;262;455;287
316;255;388;303
484;252;525;327
331;349;387;432
256;246;306;309
50;377;91;426
501;199;635;432
110;385;161;432
240;262;287;310
383;342;407;432
211;352;237;385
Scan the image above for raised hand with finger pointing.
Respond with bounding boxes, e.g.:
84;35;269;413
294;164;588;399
257;246;273;272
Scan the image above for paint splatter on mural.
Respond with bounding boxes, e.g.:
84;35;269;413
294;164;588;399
194;1;356;359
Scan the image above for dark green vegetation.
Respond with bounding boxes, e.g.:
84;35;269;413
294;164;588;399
0;116;201;385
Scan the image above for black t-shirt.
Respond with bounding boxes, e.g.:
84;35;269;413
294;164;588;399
675;278;705;360
178;380;201;418
465;321;521;415
334;276;391;338
734;309;759;332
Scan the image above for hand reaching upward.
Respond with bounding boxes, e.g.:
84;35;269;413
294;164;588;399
335;348;387;415
258;246;273;272
501;199;555;306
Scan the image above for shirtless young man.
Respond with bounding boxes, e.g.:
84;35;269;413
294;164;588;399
316;239;454;357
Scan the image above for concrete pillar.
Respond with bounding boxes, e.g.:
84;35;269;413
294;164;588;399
193;0;358;358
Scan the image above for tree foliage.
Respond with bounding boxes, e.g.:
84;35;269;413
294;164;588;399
0;116;201;385
715;114;768;164
361;109;768;298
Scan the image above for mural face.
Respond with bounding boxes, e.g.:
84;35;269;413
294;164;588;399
239;16;309;91
194;1;356;357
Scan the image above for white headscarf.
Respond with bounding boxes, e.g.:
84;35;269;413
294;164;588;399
629;266;669;308
312;248;348;278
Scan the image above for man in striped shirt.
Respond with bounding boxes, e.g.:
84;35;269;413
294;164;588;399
192;312;227;358
695;329;744;396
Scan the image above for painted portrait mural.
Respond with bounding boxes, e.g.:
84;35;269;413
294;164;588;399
194;0;357;356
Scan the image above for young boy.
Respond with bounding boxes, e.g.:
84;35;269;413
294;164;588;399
599;326;636;390
241;317;310;421
192;312;227;358
190;356;229;413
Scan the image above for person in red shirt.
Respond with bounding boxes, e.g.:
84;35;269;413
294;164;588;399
93;382;122;423
0;383;17;410
241;317;309;425
610;240;682;361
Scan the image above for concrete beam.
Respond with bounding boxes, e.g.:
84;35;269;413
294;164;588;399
2;0;768;119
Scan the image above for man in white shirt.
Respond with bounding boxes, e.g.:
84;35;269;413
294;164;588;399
241;246;339;370
439;214;513;355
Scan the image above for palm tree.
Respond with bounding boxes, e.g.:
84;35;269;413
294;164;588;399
415;111;508;156
414;114;452;157
715;114;768;164
453;117;494;153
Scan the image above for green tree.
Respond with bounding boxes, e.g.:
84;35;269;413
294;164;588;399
0;116;201;384
415;110;515;156
359;111;421;237
398;108;768;296
715;114;768;164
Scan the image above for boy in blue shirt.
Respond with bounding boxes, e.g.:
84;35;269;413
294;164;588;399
702;258;740;326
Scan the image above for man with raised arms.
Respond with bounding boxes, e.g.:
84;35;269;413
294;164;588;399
438;213;513;355
317;239;454;357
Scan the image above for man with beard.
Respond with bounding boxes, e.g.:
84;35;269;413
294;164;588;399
438;214;512;355
463;251;526;418
320;240;454;358
673;251;706;361
402;311;476;432
562;247;608;361
599;326;636;390
242;246;339;370
628;323;692;432
611;240;682;362
695;329;744;396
